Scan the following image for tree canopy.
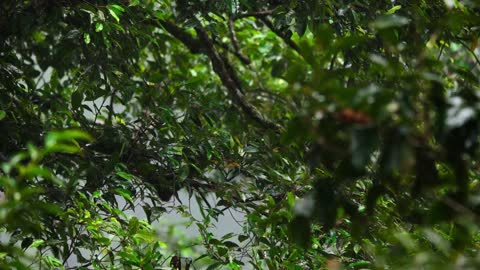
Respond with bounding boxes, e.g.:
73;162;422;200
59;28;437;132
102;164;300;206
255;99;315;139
1;0;480;269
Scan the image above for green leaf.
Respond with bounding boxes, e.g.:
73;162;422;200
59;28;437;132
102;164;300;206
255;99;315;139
116;188;134;204
45;130;92;148
109;4;125;13
287;192;295;208
108;9;120;22
107;5;124;22
348;260;371;268
223;241;239;248
117;171;134;180
206;262;223;270
237;235;249;242
353;244;362;254
129;0;140;6
386;5;402;14
95;22;104;32
0;110;6;121
83;32;91;44
372;14;410;29
71;91;83;110
178;164;190;181
30;239;45;248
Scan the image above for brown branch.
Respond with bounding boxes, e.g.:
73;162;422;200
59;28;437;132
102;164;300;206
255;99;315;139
259;17;300;53
145;18;280;131
194;26;281;132
227;18;252;65
214;40;251;65
231;9;301;56
151;19;251;65
156;19;205;54
228;18;241;53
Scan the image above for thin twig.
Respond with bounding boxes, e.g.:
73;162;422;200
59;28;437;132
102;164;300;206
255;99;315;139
456;38;480;69
437;42;446;61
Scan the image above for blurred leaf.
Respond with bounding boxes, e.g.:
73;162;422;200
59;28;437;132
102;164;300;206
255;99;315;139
351;126;378;169
372;14;410;29
30;239;45;248
45;130;92;148
243;145;258;153
71;91;83;110
289;216;311;249
108;5;125;22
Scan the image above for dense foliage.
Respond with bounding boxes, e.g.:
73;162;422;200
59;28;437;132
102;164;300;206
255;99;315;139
1;0;480;269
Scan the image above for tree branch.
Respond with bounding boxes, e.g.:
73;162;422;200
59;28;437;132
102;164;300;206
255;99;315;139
227;18;251;65
213;40;251;65
259;17;300;53
231;9;300;54
157;19;205;54
146;18;281;131
194;26;281;132
228;18;241;53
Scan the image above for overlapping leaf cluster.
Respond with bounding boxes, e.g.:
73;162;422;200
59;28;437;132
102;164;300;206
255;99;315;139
1;0;480;269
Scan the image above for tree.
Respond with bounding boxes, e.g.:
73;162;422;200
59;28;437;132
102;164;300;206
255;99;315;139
1;0;480;269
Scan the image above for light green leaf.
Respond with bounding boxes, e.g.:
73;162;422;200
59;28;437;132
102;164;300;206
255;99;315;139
116;188;133;204
179;164;190;181
83;33;91;44
372;14;410;29
386;5;402;14
129;0;140;6
117;171;133;180
108;9;120;22
45;130;92;148
0;110;6;121
71;91;83;109
287;192;295;208
95;22;103;32
109;4;125;12
107;5;124;22
31;239;45;248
